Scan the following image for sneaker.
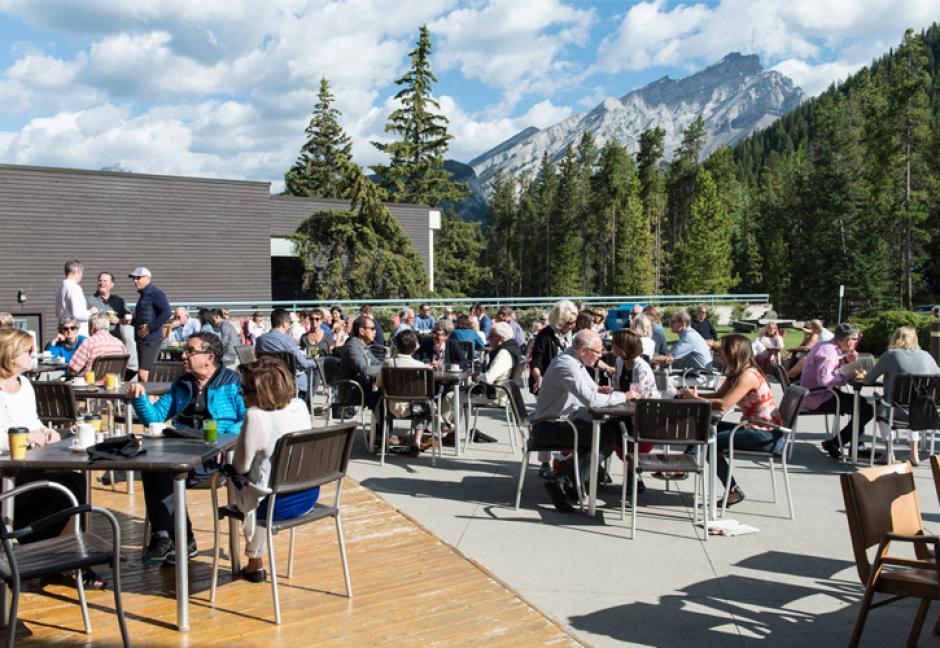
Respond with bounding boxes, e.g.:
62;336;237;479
538;462;553;480
544;481;574;513
165;538;198;566
821;438;841;459
598;465;613;486
142;535;173;566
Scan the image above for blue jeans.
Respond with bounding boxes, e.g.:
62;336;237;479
716;421;782;488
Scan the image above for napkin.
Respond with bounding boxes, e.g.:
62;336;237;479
86;435;147;462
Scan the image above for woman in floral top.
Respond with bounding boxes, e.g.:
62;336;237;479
680;334;781;507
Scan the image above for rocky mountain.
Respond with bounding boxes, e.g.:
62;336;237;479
461;52;803;217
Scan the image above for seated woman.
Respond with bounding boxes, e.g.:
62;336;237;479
755;321;785;373
375;329;429;455
451;314;485;357
610;329;661;491
679;334;783;507
232;356;317;583
591;309;607;335
865;326;940;466
0;329;98;587
45;317;86;364
630;314;657;360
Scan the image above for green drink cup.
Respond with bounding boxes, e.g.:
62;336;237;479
204;419;218;444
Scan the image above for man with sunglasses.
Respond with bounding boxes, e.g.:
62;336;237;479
336;316;383;435
127;331;246;565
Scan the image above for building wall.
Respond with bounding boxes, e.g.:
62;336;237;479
0;164;272;344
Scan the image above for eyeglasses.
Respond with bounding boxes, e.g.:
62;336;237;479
61;326;77;332
584;347;603;356
311;317;321;321
181;346;211;356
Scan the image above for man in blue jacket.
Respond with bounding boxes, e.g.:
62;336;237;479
128;331;246;565
129;267;171;381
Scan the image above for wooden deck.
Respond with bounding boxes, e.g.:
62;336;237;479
6;478;582;647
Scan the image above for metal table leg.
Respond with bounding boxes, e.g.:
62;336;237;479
126;403;135;494
173;474;189;631
851;387;861;464
454;381;462;457
588;419;601;515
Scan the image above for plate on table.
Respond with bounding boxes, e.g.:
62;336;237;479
142;431;164;438
68;444;88;454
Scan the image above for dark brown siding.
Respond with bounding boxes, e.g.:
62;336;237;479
0;165;271;344
268;196;431;272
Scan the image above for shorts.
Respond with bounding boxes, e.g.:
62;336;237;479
136;336;162;372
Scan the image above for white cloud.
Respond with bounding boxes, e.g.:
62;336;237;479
772;58;865;96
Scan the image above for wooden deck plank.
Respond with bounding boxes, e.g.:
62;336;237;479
5;479;581;647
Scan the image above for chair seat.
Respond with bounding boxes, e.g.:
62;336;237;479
631;453;702;473
218;502;339;532
0;533;113;582
877;567;940;599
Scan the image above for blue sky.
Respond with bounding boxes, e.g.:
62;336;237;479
0;0;936;190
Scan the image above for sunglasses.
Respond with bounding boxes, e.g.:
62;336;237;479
312;317;321;321
61;326;78;332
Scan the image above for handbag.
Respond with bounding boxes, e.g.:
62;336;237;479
909;382;940;431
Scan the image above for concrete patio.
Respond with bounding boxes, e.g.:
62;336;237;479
347;383;940;646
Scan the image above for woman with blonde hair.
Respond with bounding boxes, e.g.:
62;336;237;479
231;355;315;582
864;326;940;466
755;321;785;372
679;334;782;507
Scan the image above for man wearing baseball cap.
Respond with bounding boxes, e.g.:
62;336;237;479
129;267;171;380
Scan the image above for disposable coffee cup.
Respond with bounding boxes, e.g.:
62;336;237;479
83;414;102;432
76;423;95;449
7;427;29;460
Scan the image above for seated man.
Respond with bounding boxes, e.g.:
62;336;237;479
414;303;436;333
532;329;627;512
416;319;469;370
336;316;383;440
68;312;127;377
800;322;874;458
46;317;86;364
690;305;719;349
652;309;712;370
168;307;201;345
255;308;318;399
375;329;429;455
127;332;246;565
391;308;416;343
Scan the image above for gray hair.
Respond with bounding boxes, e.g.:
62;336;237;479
571;329;599;350
64;259;83;276
490;321;513;341
91;313;111;332
671;309;691;327
433;319;454;335
834;322;860;341
631;313;652;338
550;300;578;329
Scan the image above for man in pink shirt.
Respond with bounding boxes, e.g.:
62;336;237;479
69;313;127;377
799;322;873;458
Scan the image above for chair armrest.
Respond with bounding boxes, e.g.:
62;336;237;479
731;419;793;437
1;504;93;540
0;480;79;507
332;379;365;407
883;531;940;547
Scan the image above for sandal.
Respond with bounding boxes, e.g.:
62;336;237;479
51;568;107;591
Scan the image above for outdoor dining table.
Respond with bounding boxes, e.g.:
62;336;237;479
26;361;68;379
0;433;239;632
848;378;882;464
70;382;173;494
433;369;471;456
586;401;720;518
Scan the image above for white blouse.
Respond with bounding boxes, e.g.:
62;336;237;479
0;376;44;450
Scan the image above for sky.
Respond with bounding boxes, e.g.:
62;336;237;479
0;0;936;192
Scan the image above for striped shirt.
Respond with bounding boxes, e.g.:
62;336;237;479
739;368;782;429
68;329;127;376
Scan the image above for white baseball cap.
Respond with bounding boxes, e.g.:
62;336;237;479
128;267;152;278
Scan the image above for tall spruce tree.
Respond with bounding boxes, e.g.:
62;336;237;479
531;152;558;295
666;117;707;266
484;170;520;296
549;145;584;295
371;24;466;207
574;133;599;292
434;207;490;297
670;167;734;293
637;128;668;291
285;76;354;199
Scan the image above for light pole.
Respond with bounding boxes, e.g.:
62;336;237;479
837;284;844;324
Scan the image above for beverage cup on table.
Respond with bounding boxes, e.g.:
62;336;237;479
148;422;166;437
83;414;102;432
7;427;29;460
84;370;96;385
204;420;218;444
105;373;120;390
75;423;96;448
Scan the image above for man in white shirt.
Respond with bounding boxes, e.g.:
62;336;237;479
532;329;626;512
55;259;97;337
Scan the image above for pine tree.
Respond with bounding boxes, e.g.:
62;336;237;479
484;170;519;296
575;133;599;292
528;152;558;295
670;167;734;293
666;117;707;256
637;128;668;292
549;145;583;295
371;24;466;207
285;77;353;199
434;207;490;297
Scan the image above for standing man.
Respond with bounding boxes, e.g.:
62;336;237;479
87;271;127;337
415;304;436;332
210;308;241;369
473;303;493;337
494;305;526;347
130;267;171;382
56;259;97;337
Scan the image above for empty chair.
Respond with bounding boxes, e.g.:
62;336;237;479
840;463;940;647
31;381;80;427
90;354;130;380
505;380;583;511
0;481;129;648
148;361;185;383
210;423;357;625
720;384;808;519
625;399;714;539
379;366;438;465
235;345;256;366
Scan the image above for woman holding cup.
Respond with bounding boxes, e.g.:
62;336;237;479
0;329;100;586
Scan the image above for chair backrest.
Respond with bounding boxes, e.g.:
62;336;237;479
257;350;298;375
890;374;940;406
504;380;530;429
777;384;808;430
509;357;526;383
380;366;434;400
369;345;389;362
32;381;79;425
269;423;357;495
317;355;341;386
634;399;712;444
149;361;185;383
235;345;256;365
91;354;130;378
456;340;475;361
930;455;940;513
769;362;790;389
840;462;924;583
